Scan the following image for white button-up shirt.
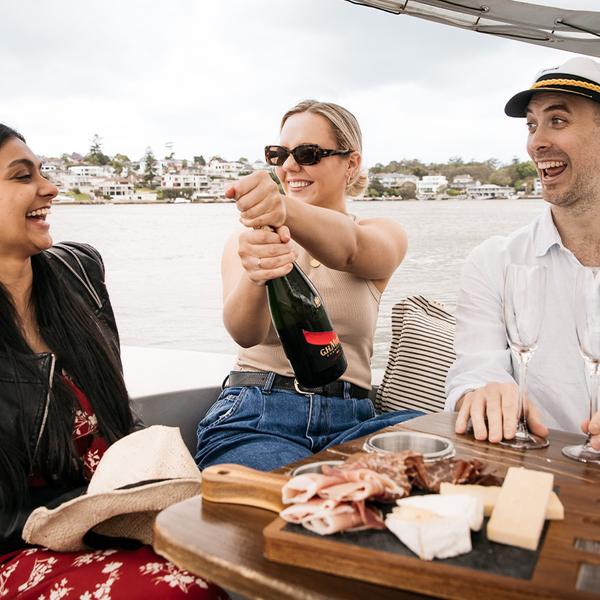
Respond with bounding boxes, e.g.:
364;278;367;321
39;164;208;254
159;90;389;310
445;205;593;433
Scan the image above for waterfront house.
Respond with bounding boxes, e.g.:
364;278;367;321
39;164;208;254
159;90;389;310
374;172;419;190
417;175;448;199
68;165;115;178
161;172;211;191
466;182;515;199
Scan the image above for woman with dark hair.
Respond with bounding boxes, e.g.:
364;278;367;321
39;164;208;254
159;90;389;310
0;124;227;599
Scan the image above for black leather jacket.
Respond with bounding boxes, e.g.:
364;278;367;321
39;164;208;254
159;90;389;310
0;242;138;553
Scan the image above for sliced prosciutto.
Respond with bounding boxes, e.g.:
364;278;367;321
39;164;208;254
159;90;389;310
319;467;407;502
302;501;385;535
279;498;338;524
338;450;418;496
281;472;346;504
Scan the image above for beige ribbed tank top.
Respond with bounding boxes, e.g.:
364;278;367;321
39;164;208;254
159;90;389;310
236;222;381;390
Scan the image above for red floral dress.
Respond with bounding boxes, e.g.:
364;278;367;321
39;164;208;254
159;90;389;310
0;376;229;600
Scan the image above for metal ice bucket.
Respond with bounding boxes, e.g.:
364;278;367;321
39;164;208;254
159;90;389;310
291;460;344;477
363;431;455;462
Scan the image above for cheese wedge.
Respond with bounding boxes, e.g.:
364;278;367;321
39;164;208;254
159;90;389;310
385;506;471;560
440;483;564;520
396;493;484;531
487;467;553;551
440;483;499;516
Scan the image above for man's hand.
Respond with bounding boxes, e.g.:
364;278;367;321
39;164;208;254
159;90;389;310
455;382;549;443
582;410;600;450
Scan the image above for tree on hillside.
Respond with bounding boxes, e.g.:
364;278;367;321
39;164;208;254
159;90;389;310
369;163;386;174
238;157;248;164
412;166;428;178
397;182;416;200
365;178;387;197
85;134;111;166
489;169;512;186
194;155;206;166
111;153;131;176
143;147;158;188
515;160;537;180
513;160;538;192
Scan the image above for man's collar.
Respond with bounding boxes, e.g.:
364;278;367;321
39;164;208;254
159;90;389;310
533;205;562;257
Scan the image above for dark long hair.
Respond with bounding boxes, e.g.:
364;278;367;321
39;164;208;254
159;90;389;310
0;123;25;147
0;124;133;510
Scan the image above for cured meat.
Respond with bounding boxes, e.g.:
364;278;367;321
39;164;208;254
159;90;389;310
279;451;500;537
353;499;387;531
302;501;386;535
279;498;338;524
280;497;386;535
319;467;407;502
329;451;417;496
281;472;347;504
410;458;502;493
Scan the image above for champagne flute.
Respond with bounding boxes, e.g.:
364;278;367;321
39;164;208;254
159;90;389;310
501;264;549;449
562;268;600;464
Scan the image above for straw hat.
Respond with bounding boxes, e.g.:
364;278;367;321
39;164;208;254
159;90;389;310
22;425;201;551
505;57;600;117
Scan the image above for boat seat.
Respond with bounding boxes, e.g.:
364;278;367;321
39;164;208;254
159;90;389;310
122;346;236;453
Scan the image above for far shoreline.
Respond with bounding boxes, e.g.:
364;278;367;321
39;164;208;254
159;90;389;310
53;195;544;206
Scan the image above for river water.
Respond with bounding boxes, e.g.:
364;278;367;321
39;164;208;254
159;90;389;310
49;199;545;368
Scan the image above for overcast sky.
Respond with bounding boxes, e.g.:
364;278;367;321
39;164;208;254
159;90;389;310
2;0;599;166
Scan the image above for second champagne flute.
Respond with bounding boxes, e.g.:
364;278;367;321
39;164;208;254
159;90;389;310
502;264;549;450
562;267;600;464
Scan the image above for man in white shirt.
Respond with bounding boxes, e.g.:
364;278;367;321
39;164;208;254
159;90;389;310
445;57;600;451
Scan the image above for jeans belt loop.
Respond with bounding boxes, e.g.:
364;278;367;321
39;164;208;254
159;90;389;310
221;374;230;391
262;371;276;394
343;380;351;401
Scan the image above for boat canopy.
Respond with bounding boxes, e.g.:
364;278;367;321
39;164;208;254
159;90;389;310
344;0;600;57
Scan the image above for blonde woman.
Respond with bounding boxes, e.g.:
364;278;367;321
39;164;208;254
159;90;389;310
196;100;421;471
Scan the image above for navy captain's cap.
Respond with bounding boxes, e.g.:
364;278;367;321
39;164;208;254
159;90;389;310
505;57;600;118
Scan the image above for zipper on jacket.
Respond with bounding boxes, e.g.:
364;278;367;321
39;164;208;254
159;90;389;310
32;353;56;460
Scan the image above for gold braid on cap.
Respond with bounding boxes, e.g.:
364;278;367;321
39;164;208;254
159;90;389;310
531;78;600;94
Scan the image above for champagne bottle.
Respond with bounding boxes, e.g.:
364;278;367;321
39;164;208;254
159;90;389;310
266;262;347;388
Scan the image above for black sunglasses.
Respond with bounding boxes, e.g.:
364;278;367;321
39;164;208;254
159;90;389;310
264;144;352;167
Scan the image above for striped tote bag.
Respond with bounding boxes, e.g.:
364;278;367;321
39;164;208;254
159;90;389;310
375;296;456;414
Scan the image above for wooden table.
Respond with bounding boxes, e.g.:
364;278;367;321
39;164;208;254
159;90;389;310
153;413;600;600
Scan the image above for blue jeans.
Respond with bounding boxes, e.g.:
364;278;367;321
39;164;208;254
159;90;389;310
195;379;423;471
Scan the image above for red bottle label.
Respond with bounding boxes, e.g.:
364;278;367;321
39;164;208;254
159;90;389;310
302;330;342;359
302;330;337;345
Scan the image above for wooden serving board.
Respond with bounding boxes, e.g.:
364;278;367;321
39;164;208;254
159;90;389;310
261;414;600;599
200;414;600;600
263;517;552;599
262;480;600;599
